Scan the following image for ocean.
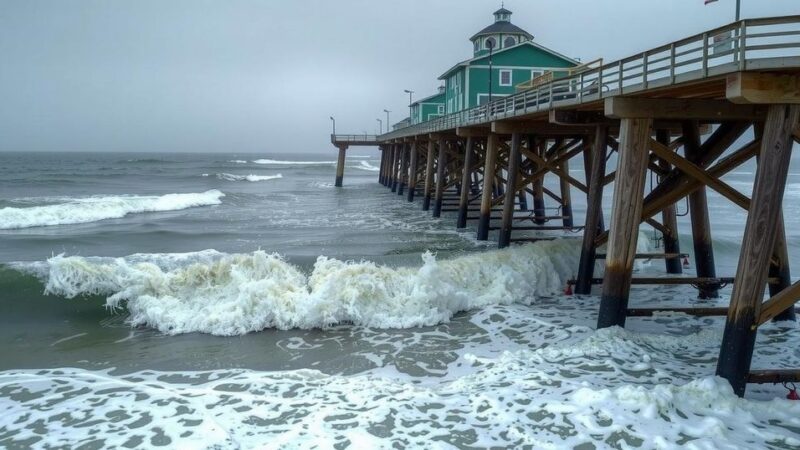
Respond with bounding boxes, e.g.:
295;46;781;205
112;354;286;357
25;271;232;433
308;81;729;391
2;150;800;449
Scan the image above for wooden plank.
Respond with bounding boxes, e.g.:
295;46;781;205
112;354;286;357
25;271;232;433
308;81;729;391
456;127;490;137
422;142;435;211
549;109;611;125
457;137;476;228
576;125;608;295
726;72;800;104
499;133;522;248
605;96;765;120
627;307;730;317
491;120;594;136
747;370;800;384
406;142;418;201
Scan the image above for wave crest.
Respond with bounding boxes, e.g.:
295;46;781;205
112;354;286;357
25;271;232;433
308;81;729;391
0;190;224;229
41;240;581;335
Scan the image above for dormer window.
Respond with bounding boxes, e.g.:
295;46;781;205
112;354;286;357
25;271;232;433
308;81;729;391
504;36;516;48
474;41;479;52
485;37;496;50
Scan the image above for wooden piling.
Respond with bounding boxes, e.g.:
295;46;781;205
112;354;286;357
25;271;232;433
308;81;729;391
597;118;653;329
770;217;795;321
391;144;400;192
398;143;408;196
422;141;436;211
499;133;522;248
576;125;609;295
433;138;448;217
335;145;347;187
477;133;498;240
656;130;683;274
378;147;386;185
716;104;800;396
457;136;476;228
531;137;546;225
559;157;574;228
407;142;418;202
683;121;719;298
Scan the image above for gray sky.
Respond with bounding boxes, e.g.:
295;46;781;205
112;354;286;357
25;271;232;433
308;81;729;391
1;0;797;153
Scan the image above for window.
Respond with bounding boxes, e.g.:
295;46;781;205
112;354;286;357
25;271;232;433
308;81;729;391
484;37;496;50
477;94;490;106
499;70;512;86
504;36;516;48
437;105;444;114
474;41;479;52
531;70;544;80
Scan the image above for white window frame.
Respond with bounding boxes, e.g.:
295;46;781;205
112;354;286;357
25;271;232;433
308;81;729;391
531;69;544;80
437;104;444;114
499;69;512;87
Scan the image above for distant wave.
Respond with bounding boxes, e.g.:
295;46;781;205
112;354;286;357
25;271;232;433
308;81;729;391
35;240;580;335
252;159;337;165
228;160;248;164
354;161;380;172
122;158;177;164
0;190;224;230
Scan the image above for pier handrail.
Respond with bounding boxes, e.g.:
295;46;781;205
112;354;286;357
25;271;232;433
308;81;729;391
378;15;800;141
332;134;379;144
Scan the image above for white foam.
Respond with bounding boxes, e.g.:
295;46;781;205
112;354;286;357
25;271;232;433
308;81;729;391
252;159;336;165
354;160;380;172
228;160;248;164
215;173;283;182
0;190;225;229
42;240;581;335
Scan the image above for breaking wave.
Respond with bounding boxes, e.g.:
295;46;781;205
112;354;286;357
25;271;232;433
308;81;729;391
354;161;380;172
252;159;336;166
36;240;581;335
0;190;224;230
208;173;283;182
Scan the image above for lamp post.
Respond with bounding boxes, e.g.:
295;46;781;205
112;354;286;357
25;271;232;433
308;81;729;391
329;116;336;136
735;0;741;21
376;118;383;134
404;89;414;124
383;109;391;130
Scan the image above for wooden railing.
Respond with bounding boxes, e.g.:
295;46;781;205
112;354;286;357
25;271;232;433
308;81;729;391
331;134;379;144
378;16;800;140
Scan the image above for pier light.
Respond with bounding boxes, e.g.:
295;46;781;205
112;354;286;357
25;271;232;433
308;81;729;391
329;116;336;136
404;90;414;124
376;118;383;134
383;109;391;130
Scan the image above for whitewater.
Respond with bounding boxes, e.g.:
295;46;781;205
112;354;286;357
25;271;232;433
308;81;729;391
3;151;800;449
0;190;224;229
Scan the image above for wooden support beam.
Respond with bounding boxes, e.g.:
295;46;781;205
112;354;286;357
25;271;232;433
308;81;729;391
757;281;800;327
597;117;653;329
456;127;490;138
656;130;683;275
649;138;750;209
726;72;800;104
549;109;611;125
576;125;609;295
457;137;476;228
605;96;765;120
391;144;400;192
499;133;522;248
397;144;408;196
334;145;348;187
422;142;435;211
407;142;418;202
477;134;499;240
747;370;800;384
433;136;447;217
717;104;800;397
491;120;594;136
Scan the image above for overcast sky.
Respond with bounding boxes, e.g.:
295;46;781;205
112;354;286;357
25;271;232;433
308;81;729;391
0;0;797;154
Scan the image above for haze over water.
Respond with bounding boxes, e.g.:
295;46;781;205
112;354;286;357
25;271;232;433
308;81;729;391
1;150;800;448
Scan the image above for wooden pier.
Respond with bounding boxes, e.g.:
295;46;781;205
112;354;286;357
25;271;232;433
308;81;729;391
331;16;800;396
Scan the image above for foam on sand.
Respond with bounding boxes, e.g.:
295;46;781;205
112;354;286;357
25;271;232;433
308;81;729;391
0;190;224;230
41;240;581;335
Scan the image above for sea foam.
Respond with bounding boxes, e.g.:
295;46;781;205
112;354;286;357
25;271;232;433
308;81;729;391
42;240;581;335
252;159;336;165
0;190;224;229
214;173;283;182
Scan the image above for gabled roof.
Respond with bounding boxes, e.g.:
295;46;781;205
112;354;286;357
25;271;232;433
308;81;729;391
410;91;445;107
438;40;580;80
494;7;512;15
470;22;532;42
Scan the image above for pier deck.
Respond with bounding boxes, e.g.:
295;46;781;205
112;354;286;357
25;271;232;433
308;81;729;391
331;15;800;396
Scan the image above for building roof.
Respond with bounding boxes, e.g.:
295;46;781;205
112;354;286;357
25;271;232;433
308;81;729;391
470;21;532;42
410;91;445;107
494;7;512;16
438;40;580;80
